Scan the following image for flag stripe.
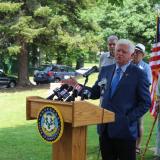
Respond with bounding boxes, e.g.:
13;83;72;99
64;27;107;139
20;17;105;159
150;52;160;58
151;64;160;70
152;42;160;48
150;55;160;61
152;46;160;52
149;60;160;65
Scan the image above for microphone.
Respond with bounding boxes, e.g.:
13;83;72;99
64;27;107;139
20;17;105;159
98;78;107;95
83;66;98;77
81;89;91;100
62;86;74;100
65;89;78;102
65;83;83;102
57;85;73;101
98;78;107;87
74;83;83;95
46;84;68;100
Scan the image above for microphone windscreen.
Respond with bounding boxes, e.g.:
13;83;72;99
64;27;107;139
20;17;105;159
83;66;98;77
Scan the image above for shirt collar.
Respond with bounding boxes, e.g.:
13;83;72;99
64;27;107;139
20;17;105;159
108;52;114;59
115;61;131;73
137;60;143;66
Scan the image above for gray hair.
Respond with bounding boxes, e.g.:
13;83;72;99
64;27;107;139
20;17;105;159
116;39;135;54
107;35;118;42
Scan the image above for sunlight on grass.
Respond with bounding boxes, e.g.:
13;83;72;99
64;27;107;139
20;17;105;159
0;89;48;128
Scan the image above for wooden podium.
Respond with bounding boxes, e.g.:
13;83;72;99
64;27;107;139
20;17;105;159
26;96;115;160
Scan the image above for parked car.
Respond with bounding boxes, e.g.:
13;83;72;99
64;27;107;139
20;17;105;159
33;64;80;85
0;69;3;72
33;64;51;75
0;70;17;88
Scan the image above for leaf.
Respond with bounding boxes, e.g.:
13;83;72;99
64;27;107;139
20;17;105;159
34;6;52;17
0;2;22;13
7;45;21;55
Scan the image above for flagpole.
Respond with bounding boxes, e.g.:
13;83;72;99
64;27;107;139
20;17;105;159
141;105;159;160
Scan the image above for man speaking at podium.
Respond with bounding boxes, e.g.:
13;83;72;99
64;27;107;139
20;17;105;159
83;39;151;160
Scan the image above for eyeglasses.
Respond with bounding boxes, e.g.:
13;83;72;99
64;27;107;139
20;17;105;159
133;50;143;54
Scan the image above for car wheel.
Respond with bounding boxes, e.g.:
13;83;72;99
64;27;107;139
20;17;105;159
36;82;40;85
54;78;61;83
9;81;16;88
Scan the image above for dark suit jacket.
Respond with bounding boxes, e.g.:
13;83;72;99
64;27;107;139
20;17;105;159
89;63;151;140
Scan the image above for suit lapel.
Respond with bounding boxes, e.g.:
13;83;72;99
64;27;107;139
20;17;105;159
106;65;116;91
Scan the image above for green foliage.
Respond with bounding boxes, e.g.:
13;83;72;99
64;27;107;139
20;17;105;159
118;0;156;44
7;45;21;55
34;6;52;17
49;15;68;28
11;16;32;30
10;16;47;43
108;0;124;5
0;2;22;13
87;0;157;52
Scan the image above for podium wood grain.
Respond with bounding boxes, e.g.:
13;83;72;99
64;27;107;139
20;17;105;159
53;124;87;160
26;96;115;160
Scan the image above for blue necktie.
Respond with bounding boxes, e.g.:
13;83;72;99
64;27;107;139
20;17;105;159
110;67;122;97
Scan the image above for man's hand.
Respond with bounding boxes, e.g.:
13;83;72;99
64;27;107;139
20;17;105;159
61;77;78;87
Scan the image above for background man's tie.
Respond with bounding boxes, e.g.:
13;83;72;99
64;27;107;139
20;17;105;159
110;67;122;97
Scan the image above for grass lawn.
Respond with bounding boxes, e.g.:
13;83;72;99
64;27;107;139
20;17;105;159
0;73;158;160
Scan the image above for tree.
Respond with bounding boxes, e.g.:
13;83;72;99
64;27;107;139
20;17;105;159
0;1;48;86
0;0;103;85
82;0;157;52
0;0;157;86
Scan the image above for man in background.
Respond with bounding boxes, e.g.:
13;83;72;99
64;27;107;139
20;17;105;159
99;35;118;69
132;43;152;84
132;43;152;154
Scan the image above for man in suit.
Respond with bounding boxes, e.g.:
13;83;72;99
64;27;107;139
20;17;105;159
84;39;151;160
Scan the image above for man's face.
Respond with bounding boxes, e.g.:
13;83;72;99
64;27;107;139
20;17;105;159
107;39;117;56
115;44;132;66
132;49;144;64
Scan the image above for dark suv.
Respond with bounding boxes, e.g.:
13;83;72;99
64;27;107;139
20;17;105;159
0;71;17;88
33;64;79;85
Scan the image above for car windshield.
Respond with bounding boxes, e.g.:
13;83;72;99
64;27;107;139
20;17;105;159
67;67;75;72
43;66;52;72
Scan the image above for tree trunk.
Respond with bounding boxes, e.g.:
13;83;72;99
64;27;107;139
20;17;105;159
57;52;64;64
76;54;84;69
18;39;31;86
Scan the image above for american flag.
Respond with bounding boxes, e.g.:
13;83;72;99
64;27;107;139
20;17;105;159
149;16;160;117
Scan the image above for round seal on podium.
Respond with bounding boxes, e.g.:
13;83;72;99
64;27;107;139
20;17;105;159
37;105;64;143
